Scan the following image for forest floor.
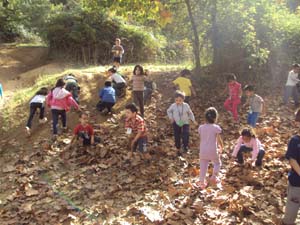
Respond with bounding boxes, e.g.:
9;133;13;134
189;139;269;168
0;45;299;225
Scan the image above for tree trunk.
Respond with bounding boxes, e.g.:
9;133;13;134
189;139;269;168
184;0;201;74
211;0;221;71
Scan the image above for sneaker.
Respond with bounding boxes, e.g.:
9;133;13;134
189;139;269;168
210;176;220;185
62;127;68;133
39;117;48;124
26;127;31;136
195;180;207;190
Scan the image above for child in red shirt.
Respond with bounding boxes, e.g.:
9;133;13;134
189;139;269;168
223;73;242;122
72;112;100;146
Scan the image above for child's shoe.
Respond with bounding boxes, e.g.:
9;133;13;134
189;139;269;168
210;176;220;185
25;126;31;136
39;117;48;124
62;127;68;133
195;180;207;190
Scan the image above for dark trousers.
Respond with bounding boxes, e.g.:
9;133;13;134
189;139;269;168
173;122;189;150
237;145;265;166
113;82;126;97
133;136;147;153
66;82;80;103
96;101;115;113
51;109;66;135
26;103;45;128
77;132;101;146
133;91;144;117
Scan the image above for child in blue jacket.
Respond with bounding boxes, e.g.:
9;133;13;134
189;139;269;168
96;81;116;114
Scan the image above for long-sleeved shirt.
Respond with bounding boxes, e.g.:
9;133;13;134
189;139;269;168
167;102;195;125
286;70;300;86
232;136;262;161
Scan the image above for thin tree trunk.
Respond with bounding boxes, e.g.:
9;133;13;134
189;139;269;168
184;0;201;74
211;0;221;71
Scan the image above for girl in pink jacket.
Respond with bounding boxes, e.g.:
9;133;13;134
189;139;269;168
46;78;80;137
232;128;265;167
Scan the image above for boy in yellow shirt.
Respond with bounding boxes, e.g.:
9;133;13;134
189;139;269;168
173;69;196;104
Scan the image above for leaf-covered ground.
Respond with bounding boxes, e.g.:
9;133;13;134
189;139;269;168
0;69;299;225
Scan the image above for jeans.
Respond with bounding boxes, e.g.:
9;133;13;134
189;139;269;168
236;145;265;166
77;132;101;146
51;109;66;135
26;103;45;128
96;101;115;113
283;183;300;225
283;85;299;106
247;112;260;127
173;122;189;150
133;91;144;117
133;136;147;153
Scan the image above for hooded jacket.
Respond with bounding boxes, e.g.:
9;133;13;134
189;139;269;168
46;87;79;111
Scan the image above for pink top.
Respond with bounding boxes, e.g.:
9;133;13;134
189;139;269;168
232;136;262;160
198;123;222;160
46;87;79;112
228;81;241;99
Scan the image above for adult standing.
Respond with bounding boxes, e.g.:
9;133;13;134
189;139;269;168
283;63;300;107
111;38;124;68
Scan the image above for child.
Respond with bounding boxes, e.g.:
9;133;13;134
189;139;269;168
282;108;300;225
97;81;116;114
132;65;147;117
25;87;48;135
243;85;265;128
197;107;223;189
108;67;126;97
46;78;80;138
283;63;300;107
70;112;100;147
223;73;242;122
232;128;265;167
111;38;124;68
172;69;196;104
64;73;80;104
125;103;148;158
167;91;196;154
144;80;156;104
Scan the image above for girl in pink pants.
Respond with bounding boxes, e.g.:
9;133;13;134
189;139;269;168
223;73;242;122
196;107;224;189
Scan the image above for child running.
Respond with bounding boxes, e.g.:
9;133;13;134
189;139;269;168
232;127;265;167
97;80;116;115
282;108;300;225
167;91;196;154
125;103;149;160
172;69;196;104
223;73;242;122
25;87;48;135
132;65;147;117
197;107;223;189
46;78;80;139
243;85;265;127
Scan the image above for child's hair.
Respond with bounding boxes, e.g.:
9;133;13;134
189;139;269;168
226;73;237;82
292;63;300;68
125;103;138;113
55;78;65;88
108;67;117;73
241;127;256;138
205;107;218;124
133;65;144;75
115;38;121;43
79;111;89;118
174;90;185;100
180;69;191;77
244;84;255;92
104;81;112;87
35;87;48;96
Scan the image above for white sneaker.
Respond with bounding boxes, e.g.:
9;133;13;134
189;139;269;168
39;118;48;124
26;127;31;136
